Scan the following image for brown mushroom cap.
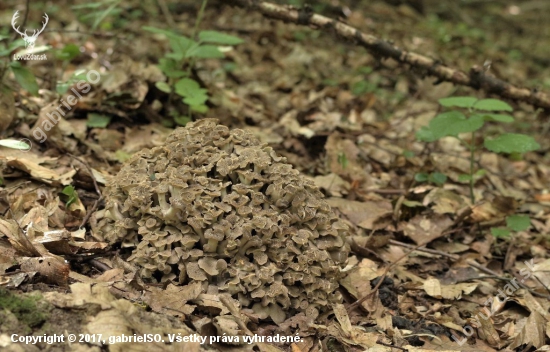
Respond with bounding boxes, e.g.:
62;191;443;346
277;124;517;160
96;118;349;320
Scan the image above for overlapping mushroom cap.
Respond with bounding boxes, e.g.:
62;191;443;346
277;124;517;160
96;118;349;320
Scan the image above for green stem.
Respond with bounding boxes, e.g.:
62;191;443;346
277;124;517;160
469;131;475;204
185;0;208;78
182;0;208;119
192;0;208;40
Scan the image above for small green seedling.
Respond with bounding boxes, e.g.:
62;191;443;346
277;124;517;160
71;0;122;31
414;172;447;186
491;214;531;239
61;185;79;207
337;152;349;169
416;96;539;203
144;1;243;125
0;36;40;96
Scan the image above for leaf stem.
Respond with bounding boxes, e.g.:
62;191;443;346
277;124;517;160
192;0;208;41
469;131;475;204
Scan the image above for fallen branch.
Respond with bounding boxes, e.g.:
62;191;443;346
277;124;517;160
227;0;550;110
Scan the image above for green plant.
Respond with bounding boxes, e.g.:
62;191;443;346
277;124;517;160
351;66;379;96
414;171;447;186
337;152;348;169
144;0;243;125
416;96;539;203
416;96;540;239
491;215;531;239
0;288;48;330
54;44;86;94
71;0;122;31
61;185;79;207
0;37;40;96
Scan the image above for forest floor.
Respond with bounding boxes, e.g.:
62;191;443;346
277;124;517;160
1;0;550;351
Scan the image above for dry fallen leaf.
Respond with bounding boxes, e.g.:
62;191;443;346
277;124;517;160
327;197;393;230
399;214;453;245
423;278;478;300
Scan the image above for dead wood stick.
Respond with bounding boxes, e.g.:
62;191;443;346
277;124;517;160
227;0;550;110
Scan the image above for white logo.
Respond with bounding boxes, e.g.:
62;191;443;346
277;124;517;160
11;11;48;49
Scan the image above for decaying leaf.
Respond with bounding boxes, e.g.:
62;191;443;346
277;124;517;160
423;278;478;299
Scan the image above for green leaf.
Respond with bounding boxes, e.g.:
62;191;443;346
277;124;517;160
115;150;131;163
337;153;348;169
174;78;200;96
473;99;513;112
72;2;107;10
86;113;111;128
403;150;415;158
484;133;540;154
198;30;244;45
143;26;182;39
56;44;80;61
351;80;376;95
9;63;39;96
415;126;437;142
61;185;78;207
438;96;478;108
491;227;511;238
185;45;224;59
357;66;373;75
0;139;30;150
402;200;424;207
223;62;237;73
56;82;71;95
458;174;472;182
429;172;447;185
89;1;120;31
414;173;428;182
477;113;514;123
474;169;486;178
158;58;187;78
174;115;192;126
0;40;25;57
428;111;484;139
155;81;171;93
71;71;89;81
322;78;339;87
175;78;209;106
506;215;531;232
168;36;195;58
183;92;208;107
190;104;208;113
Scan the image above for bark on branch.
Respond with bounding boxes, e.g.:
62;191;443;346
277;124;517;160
227;0;550;110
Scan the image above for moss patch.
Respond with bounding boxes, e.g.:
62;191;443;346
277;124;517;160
0;288;48;329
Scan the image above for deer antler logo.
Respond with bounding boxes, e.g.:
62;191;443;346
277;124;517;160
11;11;49;49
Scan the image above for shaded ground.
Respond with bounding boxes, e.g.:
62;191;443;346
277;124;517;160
1;0;550;351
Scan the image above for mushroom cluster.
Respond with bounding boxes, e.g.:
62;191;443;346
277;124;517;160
95;119;349;320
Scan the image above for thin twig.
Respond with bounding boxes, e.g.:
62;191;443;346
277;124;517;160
348;240;429;313
388;240;550;300
21;0;31;29
44;28;121;38
388;239;460;260
227;0;550;110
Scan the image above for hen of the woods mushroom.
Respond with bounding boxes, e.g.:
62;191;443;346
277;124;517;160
95;119;349;321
